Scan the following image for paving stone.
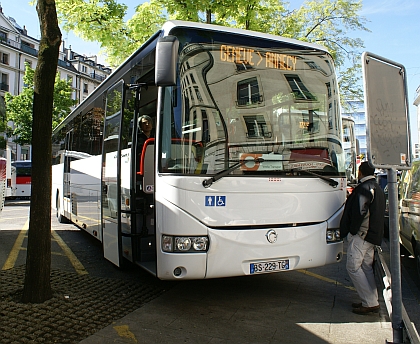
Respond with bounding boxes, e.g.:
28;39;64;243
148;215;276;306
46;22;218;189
0;265;168;344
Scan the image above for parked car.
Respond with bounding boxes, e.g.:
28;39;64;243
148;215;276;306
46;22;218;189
398;159;420;278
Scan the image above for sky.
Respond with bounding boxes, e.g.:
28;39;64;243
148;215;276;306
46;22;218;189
2;0;420;142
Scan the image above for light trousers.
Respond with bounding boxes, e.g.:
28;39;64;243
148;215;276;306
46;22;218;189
346;233;379;307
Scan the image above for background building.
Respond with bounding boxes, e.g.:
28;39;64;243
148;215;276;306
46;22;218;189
341;100;367;157
0;6;111;161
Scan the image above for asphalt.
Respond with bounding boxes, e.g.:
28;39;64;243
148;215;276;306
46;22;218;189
78;240;420;344
1;239;418;344
0;260;392;344
77;248;398;344
79;278;392;344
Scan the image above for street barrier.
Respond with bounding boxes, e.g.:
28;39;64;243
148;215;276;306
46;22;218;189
375;247;420;344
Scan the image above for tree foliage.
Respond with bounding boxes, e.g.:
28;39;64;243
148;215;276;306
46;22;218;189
5;63;76;146
55;0;368;99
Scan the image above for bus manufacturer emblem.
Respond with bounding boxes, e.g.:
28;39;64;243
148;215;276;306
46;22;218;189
265;229;277;243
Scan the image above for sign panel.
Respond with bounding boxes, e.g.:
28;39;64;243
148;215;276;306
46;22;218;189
362;52;411;168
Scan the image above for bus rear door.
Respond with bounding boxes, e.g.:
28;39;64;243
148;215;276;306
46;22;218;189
102;80;126;267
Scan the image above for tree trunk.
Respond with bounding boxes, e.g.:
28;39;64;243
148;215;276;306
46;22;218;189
206;10;211;24
22;0;61;304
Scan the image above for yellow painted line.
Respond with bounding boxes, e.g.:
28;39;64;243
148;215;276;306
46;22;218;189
51;230;88;275
113;325;138;343
297;269;356;291
0;216;29;221
52;251;66;257
2;219;29;270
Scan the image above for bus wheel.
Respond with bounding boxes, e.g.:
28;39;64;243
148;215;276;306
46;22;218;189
56;194;69;224
415;246;420;280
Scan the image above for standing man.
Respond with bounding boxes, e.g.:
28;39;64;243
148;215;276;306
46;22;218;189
136;115;155;169
340;161;386;315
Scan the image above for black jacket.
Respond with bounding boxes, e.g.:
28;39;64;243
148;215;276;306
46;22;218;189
340;175;386;246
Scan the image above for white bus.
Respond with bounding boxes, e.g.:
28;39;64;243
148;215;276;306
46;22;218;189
52;21;346;280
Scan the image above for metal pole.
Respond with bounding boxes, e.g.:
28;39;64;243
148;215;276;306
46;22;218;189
387;167;403;343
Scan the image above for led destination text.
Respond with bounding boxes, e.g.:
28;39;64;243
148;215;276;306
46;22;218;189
220;45;297;71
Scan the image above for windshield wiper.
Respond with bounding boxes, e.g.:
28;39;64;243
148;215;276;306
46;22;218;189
202;158;339;188
202;157;286;188
203;159;249;188
292;169;338;188
203;156;276;187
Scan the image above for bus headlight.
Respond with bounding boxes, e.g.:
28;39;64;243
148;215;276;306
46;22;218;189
162;235;209;252
162;235;173;251
192;237;208;251
326;229;341;243
175;237;192;251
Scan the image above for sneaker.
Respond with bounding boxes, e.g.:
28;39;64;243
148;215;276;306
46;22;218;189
352;302;362;308
352;305;380;315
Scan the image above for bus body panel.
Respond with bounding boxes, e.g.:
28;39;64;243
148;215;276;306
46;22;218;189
157;252;208;280
10;160;31;198
52;155;102;240
157;175;346;227
52;163;64;209
206;224;341;279
155;176;344;279
69;155;102;237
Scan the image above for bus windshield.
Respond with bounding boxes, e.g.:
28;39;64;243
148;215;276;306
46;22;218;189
159;28;345;177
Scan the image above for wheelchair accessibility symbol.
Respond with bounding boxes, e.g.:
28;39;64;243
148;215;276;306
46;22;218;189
205;196;226;206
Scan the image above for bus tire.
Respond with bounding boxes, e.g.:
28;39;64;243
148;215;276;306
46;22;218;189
415;246;420;280
56;193;69;224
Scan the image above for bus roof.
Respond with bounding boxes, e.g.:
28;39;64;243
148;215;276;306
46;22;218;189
162;20;329;53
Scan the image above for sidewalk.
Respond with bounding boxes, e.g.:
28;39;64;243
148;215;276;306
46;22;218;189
80;267;393;344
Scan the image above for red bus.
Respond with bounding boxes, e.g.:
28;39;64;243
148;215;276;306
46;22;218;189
0;157;6;211
10;160;31;199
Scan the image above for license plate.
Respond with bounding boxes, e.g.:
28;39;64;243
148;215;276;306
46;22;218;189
250;259;290;274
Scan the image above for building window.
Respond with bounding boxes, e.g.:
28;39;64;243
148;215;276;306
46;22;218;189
193;86;203;102
190;73;196;84
83;83;88;94
67;74;73;85
326;82;331;98
82;65;87;73
21;41;32;47
0;31;6;42
236;61;254;71
0;73;9;92
237;77;262;106
1;52;9;65
243;115;271;138
285;74;316;101
305;61;327;75
24;59;32;68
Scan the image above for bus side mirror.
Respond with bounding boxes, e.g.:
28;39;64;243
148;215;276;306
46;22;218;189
155;36;179;86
